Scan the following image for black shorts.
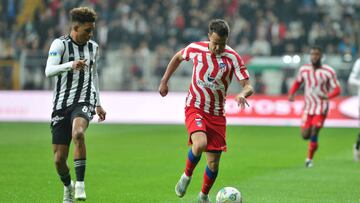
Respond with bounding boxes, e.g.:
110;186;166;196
50;103;95;145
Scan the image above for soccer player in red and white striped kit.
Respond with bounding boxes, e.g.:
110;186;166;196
288;46;341;168
158;19;253;202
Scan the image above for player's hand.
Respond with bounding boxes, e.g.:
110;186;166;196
288;94;295;102
235;94;249;109
158;81;169;97
72;59;88;71
96;106;106;122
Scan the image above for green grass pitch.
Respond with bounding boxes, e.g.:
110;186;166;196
0;123;358;203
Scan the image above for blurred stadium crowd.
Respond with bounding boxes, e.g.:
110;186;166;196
0;0;359;93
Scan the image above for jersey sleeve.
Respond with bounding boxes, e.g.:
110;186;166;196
92;47;101;106
328;68;340;89
180;43;197;61
295;66;304;83
348;58;360;86
232;52;249;81
45;39;73;77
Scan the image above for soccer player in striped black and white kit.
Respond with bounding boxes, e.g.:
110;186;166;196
348;58;360;161
159;19;253;203
45;7;106;203
289;46;341;168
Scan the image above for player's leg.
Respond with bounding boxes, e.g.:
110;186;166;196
71;104;94;201
72;116;89;201
53;144;74;203
186;131;207;175
198;151;221;202
51;111;74;202
175;131;207;197
300;114;312;140
305;126;321;167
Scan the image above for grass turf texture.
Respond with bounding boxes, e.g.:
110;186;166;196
0;123;358;203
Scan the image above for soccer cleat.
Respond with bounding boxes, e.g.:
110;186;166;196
75;181;86;201
63;181;75;203
353;144;360;162
198;191;211;203
305;158;313;168
175;173;191;197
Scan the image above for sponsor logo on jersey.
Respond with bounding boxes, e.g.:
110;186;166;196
49;51;58;56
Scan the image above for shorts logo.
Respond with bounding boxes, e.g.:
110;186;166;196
82;106;89;113
51;115;64;126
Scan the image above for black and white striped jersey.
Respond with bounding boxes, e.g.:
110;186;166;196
45;35;101;111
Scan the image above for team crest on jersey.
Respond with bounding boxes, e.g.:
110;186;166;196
219;62;226;69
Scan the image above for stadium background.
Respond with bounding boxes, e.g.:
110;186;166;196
0;0;359;203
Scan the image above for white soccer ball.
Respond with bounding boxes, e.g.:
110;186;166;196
216;187;242;203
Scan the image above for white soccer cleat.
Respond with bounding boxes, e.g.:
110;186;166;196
305;158;313;168
75;181;86;201
353;144;360;162
63;181;74;203
198;191;211;203
175;173;191;197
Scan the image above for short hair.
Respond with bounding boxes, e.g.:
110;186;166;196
70;7;97;24
310;45;323;54
208;19;230;37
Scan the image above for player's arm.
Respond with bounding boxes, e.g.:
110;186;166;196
158;51;184;97
348;59;360;87
288;68;303;101
45;39;72;77
327;70;341;99
45;39;88;77
93;48;106;122
235;79;254;109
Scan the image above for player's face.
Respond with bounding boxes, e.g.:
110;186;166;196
208;32;227;55
75;22;95;44
310;49;322;67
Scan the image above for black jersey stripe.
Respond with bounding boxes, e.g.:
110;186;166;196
85;42;93;103
61;40;75;109
53;38;67;111
73;45;85;104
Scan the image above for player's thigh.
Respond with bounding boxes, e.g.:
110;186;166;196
191;131;208;146
70;103;94;133
71;103;95;127
51;110;72;145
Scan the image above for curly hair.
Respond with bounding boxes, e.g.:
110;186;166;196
70;7;97;24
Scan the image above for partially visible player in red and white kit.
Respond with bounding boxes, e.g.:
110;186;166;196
288;46;341;168
158;19;253;203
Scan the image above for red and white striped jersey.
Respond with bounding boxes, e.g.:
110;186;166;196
181;41;250;116
295;64;340;115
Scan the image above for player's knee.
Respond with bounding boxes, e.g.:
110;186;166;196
72;129;85;143
301;130;310;140
207;160;220;171
54;154;67;167
193;141;207;153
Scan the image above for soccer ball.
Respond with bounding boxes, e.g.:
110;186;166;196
216;187;242;203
